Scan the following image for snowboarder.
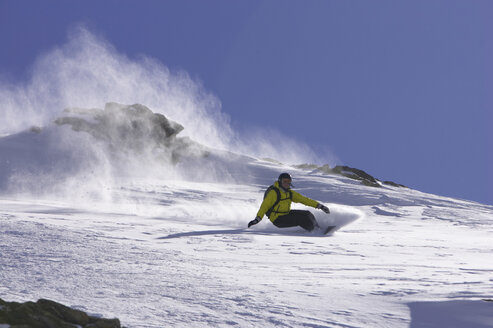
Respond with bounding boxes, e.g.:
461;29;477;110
248;173;330;232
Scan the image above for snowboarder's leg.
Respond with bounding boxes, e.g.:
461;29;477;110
272;212;299;228
273;210;319;232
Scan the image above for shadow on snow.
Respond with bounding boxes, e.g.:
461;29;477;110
157;228;334;239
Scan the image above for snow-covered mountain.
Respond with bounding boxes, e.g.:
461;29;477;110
1;104;492;327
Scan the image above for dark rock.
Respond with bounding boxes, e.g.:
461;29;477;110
0;298;122;328
37;299;89;325
53;102;208;163
30;126;42;134
325;165;381;187
55;102;184;150
361;179;381;188
332;166;378;183
296;163;405;188
87;317;122;328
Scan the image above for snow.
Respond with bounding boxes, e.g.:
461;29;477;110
1;124;493;328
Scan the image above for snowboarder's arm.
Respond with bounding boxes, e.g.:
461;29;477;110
255;189;278;219
291;191;319;208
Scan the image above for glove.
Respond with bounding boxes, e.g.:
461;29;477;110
317;203;330;214
248;216;261;228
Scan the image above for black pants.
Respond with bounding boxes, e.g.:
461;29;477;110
273;210;319;232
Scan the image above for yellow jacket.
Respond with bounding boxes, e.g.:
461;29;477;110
256;181;319;222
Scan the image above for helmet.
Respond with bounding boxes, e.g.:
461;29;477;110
278;172;292;182
278;173;293;189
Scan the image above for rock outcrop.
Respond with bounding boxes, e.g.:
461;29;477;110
55;102;184;146
54;102;208;162
0;298;122;328
294;164;406;188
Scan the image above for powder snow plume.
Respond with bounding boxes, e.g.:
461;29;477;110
0;26;232;151
0;26;337;201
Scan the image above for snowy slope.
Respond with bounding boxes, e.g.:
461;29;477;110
1;121;493;328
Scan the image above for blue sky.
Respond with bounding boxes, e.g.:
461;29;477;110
1;0;492;205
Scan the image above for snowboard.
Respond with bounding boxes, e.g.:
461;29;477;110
323;225;337;235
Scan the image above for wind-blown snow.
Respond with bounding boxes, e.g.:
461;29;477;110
0;27;334;166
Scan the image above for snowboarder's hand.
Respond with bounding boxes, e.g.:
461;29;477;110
248;216;261;228
317;203;330;214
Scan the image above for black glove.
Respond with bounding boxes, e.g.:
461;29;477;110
248;216;261;228
317;203;330;214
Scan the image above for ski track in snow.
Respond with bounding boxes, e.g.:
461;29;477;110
1;161;493;327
